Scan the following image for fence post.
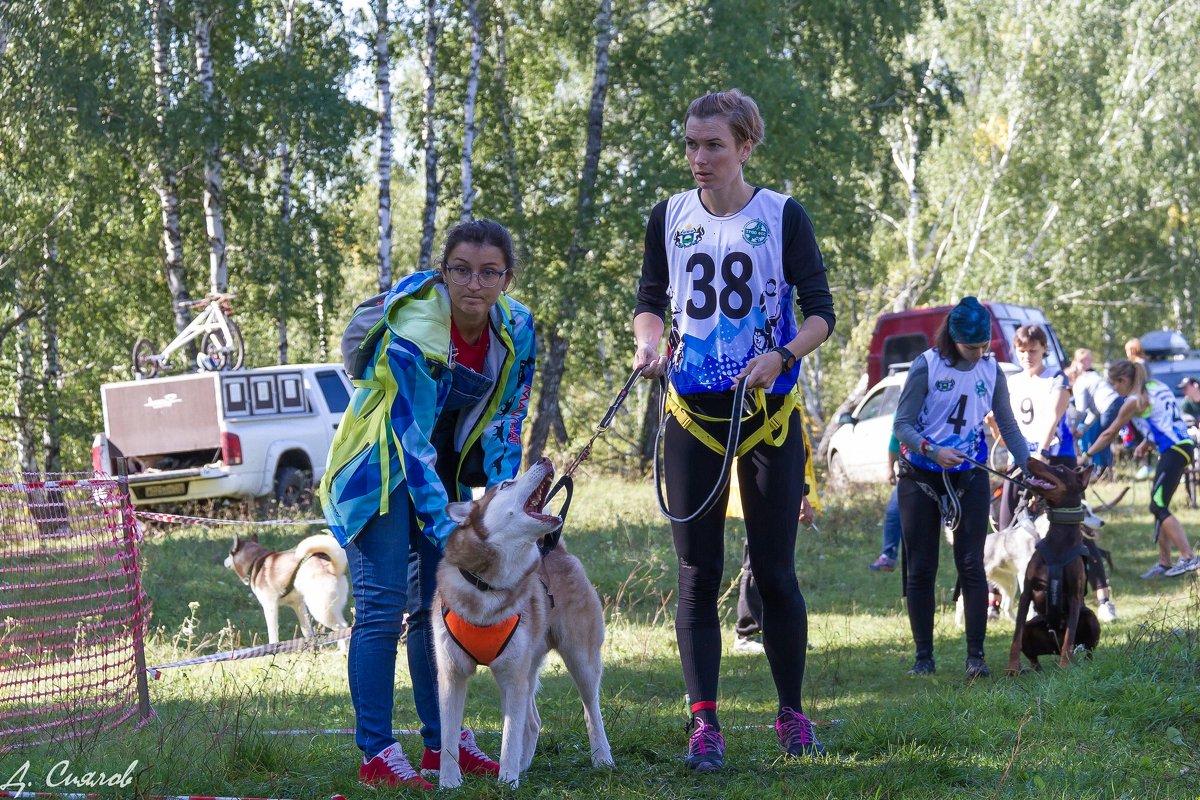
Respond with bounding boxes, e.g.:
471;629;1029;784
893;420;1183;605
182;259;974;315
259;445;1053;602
118;456;154;723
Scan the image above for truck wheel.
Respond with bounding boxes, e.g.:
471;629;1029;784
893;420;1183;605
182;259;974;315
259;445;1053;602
829;451;851;491
274;466;312;509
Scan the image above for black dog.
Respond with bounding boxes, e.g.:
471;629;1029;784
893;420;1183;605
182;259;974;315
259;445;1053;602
1007;459;1100;674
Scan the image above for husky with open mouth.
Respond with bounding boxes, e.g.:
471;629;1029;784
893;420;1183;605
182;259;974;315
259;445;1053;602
433;457;613;788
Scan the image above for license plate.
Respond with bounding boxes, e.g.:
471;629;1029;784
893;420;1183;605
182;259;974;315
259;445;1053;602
140;481;188;499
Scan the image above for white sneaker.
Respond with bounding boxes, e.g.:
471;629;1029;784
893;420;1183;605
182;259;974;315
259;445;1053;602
1134;464;1153;481
1097;599;1118;622
1163;556;1200;577
733;636;765;655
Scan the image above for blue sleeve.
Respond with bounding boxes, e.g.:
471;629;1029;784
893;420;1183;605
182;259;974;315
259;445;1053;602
481;306;537;486
386;337;456;547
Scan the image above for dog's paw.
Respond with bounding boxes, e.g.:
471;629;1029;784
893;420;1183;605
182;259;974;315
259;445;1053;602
499;770;520;789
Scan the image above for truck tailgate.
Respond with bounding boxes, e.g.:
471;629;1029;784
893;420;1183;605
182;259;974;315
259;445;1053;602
102;374;221;456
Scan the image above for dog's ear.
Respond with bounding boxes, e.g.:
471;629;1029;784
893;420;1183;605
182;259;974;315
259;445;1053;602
1075;464;1094;489
446;501;473;524
250;533;259;542
230;535;241;552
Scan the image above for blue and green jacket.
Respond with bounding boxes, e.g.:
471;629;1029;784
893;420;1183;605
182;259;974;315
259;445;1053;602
320;270;536;547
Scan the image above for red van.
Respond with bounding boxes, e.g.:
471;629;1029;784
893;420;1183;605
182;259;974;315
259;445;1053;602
866;302;1067;388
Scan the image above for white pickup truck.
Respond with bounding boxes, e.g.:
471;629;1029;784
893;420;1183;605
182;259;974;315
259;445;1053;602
91;363;352;507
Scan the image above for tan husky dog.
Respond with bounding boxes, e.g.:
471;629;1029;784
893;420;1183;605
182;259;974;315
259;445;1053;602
433;457;613;788
223;532;350;646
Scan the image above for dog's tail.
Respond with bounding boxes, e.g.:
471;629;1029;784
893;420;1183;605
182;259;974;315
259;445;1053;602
295;532;348;576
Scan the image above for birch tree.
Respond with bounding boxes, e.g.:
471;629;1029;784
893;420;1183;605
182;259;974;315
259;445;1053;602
150;0;193;333
375;0;394;290
194;0;228;294
417;0;440;269
526;0;612;462
460;0;482;221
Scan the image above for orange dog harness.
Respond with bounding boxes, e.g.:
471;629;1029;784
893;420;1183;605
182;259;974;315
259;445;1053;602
441;603;521;666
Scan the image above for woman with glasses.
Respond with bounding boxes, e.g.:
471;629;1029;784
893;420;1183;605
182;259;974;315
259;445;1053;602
632;89;835;771
1082;359;1200;579
322;219;536;789
892;297;1029;679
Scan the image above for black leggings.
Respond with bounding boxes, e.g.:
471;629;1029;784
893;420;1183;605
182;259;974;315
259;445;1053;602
1151;443;1193;525
663;392;808;720
899;464;990;661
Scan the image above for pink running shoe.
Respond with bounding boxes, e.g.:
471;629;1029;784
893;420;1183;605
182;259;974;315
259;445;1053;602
684;718;725;772
776;707;825;757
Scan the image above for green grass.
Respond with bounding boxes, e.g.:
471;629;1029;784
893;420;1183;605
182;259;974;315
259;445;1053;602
3;476;1200;798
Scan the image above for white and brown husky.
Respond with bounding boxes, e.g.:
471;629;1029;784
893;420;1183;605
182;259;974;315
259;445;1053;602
223;532;350;646
433;457;613;788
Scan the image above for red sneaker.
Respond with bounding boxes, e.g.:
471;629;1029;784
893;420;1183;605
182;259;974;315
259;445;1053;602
420;728;500;777
358;742;433;790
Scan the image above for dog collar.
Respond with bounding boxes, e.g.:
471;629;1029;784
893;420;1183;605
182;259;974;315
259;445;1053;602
1046;506;1085;524
459;568;496;592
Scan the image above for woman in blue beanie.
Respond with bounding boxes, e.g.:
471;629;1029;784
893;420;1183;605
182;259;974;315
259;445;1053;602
892;297;1029;678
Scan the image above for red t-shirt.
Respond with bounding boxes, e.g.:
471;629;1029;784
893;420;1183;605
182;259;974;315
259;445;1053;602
450;321;489;373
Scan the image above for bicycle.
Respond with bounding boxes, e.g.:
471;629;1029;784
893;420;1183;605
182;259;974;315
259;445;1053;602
132;293;245;378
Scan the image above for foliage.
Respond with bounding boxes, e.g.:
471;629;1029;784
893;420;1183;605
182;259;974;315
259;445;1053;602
3;0;1200;470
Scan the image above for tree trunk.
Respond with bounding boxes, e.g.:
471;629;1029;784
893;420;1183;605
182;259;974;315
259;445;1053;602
526;330;570;461
151;0;191;333
460;0;482;221
375;0;393;290
493;1;528;266
194;2;228;294
276;0;296;364
41;236;62;473
14;273;39;474
526;0;612;464
417;0;440;270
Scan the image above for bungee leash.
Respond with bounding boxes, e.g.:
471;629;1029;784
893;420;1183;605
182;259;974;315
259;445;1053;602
653;375;748;524
539;366;645;553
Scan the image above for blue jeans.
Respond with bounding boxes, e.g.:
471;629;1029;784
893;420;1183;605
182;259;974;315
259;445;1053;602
881;486;901;560
345;483;443;758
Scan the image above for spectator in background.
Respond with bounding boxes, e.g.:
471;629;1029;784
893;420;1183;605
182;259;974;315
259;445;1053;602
1124;337;1153;479
1070;348;1122;475
867;434;901;573
1179;377;1200;424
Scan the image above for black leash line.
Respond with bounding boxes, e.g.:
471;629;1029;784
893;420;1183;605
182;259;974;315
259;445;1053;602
960;454;1037;492
540;366;645;553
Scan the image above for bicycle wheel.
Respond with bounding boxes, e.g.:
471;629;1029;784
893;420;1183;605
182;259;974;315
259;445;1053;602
198;320;244;371
132;338;159;379
226;319;244;370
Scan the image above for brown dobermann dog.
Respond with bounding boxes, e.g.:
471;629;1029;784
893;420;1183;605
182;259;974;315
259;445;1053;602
1007;459;1101;675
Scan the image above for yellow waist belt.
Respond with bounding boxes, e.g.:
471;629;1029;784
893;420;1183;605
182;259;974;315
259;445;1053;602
664;386;797;458
666;384;821;511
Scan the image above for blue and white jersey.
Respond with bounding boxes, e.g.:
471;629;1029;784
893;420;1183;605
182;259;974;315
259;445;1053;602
1131;380;1192;452
663;188;795;394
635;187;835;396
903;348;998;472
1007;369;1074;458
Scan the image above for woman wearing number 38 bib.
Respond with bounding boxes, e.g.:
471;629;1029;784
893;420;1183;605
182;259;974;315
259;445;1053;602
631;89;835;771
892;297;1029;679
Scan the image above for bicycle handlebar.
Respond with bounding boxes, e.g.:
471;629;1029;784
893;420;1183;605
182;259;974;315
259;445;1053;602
175;292;237;310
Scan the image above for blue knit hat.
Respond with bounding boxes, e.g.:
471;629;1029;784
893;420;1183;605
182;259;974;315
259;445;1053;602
948;296;991;344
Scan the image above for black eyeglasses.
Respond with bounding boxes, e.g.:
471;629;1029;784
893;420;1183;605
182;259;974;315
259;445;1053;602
443;265;509;288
